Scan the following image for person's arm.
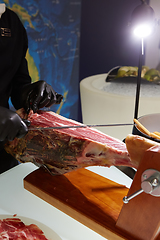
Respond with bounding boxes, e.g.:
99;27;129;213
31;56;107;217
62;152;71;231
11;65;63;113
11;26;63;113
11;26;31;109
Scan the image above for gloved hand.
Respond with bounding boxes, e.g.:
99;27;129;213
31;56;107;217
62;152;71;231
20;80;63;114
0;107;29;141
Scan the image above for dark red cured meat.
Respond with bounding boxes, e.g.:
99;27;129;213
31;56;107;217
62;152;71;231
32;111;125;149
0;218;48;239
4;109;135;175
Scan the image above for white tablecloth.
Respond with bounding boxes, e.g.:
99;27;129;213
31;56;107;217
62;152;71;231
0;163;132;240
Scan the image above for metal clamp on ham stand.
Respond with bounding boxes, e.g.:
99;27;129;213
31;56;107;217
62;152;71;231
123;169;160;204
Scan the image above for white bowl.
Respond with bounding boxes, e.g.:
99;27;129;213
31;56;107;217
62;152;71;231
133;113;160;143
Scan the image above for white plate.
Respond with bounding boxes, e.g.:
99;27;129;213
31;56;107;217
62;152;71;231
0;214;62;240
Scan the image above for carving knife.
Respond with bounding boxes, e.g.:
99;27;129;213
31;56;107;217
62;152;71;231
28;123;133;131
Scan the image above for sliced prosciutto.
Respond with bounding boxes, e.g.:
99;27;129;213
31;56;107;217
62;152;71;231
0;217;49;240
4;109;135;175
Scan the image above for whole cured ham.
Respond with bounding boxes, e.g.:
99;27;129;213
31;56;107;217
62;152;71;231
0;217;49;239
4;109;135;175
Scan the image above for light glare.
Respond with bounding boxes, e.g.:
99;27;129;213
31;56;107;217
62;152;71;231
133;24;152;38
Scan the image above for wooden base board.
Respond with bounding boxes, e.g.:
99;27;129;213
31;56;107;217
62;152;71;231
24;167;136;240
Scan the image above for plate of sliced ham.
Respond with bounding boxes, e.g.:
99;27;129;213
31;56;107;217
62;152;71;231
0;214;62;240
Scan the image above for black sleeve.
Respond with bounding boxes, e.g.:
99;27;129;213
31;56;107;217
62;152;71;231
11;26;31;110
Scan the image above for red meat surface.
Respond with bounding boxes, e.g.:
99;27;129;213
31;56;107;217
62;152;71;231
4;109;135;175
0;218;48;240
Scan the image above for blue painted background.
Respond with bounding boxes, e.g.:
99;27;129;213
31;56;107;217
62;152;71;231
1;0;81;120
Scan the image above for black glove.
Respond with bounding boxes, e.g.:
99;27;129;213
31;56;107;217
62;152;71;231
0;107;29;141
20;80;63;113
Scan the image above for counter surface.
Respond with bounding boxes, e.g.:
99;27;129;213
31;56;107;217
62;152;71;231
0;163;132;240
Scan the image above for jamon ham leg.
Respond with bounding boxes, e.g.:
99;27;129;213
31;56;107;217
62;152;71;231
4;109;135;175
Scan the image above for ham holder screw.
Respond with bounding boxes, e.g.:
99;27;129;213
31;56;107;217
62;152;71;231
123;169;160;203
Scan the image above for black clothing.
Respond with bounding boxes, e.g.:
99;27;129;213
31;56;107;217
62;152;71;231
0;148;19;174
0;8;31;173
0;8;31;107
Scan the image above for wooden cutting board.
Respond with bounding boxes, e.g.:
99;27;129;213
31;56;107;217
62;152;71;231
24;167;136;240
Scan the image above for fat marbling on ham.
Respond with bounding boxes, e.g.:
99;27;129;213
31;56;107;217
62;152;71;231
0;217;49;239
4;109;135;175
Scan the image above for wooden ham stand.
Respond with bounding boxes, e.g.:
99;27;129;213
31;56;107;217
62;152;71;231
116;146;160;240
24;146;160;240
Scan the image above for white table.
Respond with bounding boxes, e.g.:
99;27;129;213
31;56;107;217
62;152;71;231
0;163;132;240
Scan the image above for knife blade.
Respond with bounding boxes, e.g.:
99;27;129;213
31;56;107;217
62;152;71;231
28;123;133;131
